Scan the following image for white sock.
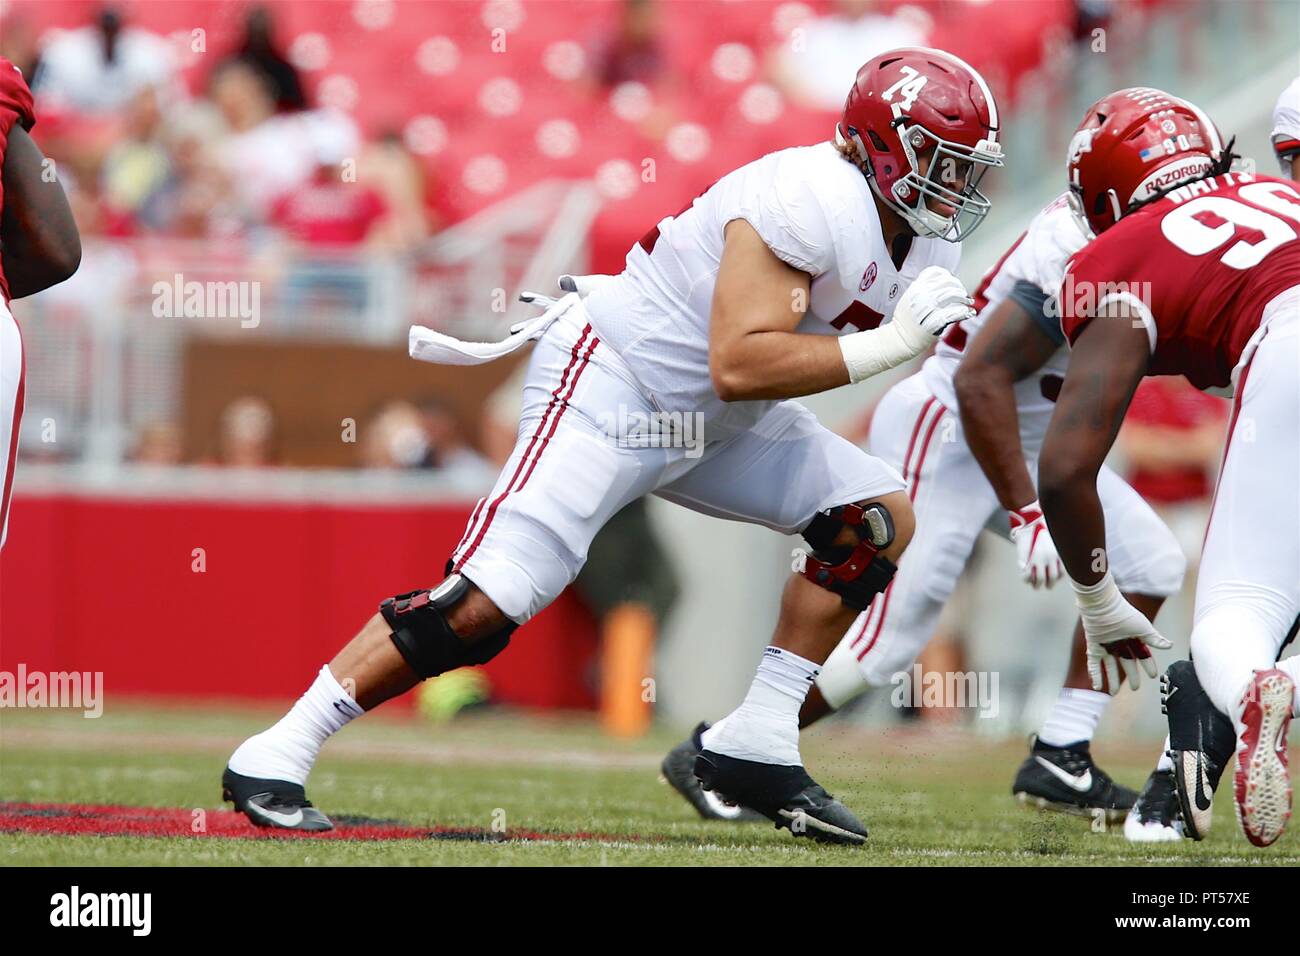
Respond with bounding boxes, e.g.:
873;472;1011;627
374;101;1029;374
699;647;818;766
1275;657;1300;717
1037;687;1110;748
227;665;363;785
1155;736;1174;773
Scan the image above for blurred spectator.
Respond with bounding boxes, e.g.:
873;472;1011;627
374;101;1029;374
270;151;388;248
100;87;169;223
415;398;496;485
130;422;184;465
359;400;431;469
213;396;278;467
151;106;237;238
209;59;358;219
359;398;493;486
589;0;666;88
359;132;437;249
32;7;178;115
270;134;387;315
221;5;307;112
770;0;931;110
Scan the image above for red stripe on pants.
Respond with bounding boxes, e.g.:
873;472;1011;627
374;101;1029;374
856;398;946;661
849;395;938;651
453;325;598;571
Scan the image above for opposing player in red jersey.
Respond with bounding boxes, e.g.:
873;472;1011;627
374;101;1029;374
1038;88;1300;847
0;56;81;548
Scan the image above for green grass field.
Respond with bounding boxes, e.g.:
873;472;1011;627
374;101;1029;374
1;702;1295;866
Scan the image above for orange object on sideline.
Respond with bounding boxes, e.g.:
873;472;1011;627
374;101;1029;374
600;603;656;737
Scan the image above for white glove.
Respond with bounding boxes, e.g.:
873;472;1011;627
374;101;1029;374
1071;571;1172;694
894;265;976;340
839;266;974;383
1008;500;1063;589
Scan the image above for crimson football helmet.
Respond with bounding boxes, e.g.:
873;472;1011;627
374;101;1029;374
1066;87;1227;236
837;47;1004;242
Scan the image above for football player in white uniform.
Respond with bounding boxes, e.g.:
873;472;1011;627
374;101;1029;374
1273;75;1300;178
220;48;1004;844
664;192;1189;842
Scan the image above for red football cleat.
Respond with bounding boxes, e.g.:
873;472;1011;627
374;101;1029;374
1234;669;1294;847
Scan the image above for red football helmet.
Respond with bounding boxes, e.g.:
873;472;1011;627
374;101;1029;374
1066;87;1226;236
837;47;1004;242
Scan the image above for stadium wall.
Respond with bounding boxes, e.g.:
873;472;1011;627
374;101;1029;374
0;486;600;710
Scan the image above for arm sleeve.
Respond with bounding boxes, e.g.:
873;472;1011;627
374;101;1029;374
1009;279;1065;346
1059;244;1157;353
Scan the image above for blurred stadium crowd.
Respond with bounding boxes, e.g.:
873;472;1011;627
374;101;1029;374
0;0;1150;472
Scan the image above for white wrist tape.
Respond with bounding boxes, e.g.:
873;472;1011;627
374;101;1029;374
1070;570;1122;612
838;318;929;384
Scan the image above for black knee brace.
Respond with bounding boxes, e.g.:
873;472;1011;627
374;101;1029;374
795;503;898;610
379;575;515;679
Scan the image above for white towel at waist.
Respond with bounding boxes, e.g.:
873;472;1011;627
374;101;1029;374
408;292;578;366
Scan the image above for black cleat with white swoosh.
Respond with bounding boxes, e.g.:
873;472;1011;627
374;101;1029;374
1012;737;1137;822
222;767;334;831
1162;659;1236;841
693;750;868;845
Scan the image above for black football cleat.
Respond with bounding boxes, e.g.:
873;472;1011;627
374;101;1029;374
1162;659;1236;841
661;723;764;822
693;749;867;845
1123;769;1183;842
1011;737;1137;823
222;767;334;832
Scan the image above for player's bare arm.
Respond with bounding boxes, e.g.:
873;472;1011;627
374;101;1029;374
1037;305;1147;583
707;219;841;401
1038;302;1169;690
0;125;80;298
709;219;973;402
954;298;1060;510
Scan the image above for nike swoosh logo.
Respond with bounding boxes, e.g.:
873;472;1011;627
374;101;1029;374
1193;751;1213;811
333;700;358;716
255;805;304;827
1034;756;1093;792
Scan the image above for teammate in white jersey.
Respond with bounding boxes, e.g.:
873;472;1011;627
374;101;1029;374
664;193;1189;842
1273;75;1300;178
220;47;1005;844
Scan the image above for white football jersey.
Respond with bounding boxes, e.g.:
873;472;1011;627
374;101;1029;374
1273;75;1300;168
920;193;1085;451
582;141;960;438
